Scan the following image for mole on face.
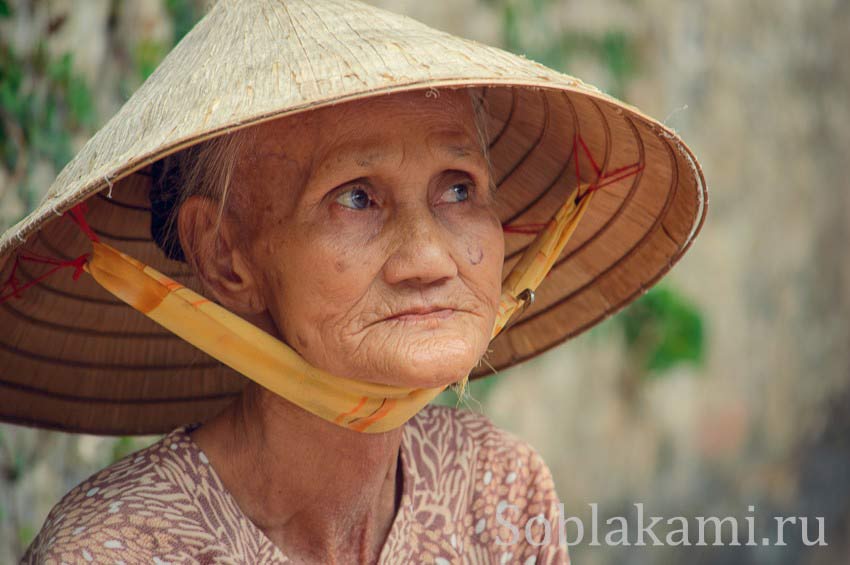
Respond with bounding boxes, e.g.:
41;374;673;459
334;260;347;273
295;333;308;349
467;244;484;265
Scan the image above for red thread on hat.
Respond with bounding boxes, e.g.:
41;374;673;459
66;202;100;243
502;132;644;235
503;222;549;234
0;203;97;304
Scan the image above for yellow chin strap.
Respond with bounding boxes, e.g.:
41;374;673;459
83;188;595;433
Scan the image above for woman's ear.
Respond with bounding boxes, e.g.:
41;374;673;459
177;195;266;314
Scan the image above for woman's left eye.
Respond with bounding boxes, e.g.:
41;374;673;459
439;183;471;204
335;186;374;210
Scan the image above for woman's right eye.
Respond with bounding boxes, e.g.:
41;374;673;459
335;186;373;210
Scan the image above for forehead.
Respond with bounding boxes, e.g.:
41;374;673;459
251;89;480;160
234;89;485;212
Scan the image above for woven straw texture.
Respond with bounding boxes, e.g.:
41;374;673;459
0;0;706;435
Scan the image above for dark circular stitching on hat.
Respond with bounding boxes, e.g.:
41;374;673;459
0;412;215;435
0;339;221;371
36;229;192;279
502;89;592;262
35;230;84;261
0;414;112;434
1;300;174;338
96;192;151;212
500;91;577;230
485;86;516;149
91;226;155;243
495;89;549;188
544;109;647;271
502;90;582;262
12;260;124;306
546;100;640;264
0;378;240;404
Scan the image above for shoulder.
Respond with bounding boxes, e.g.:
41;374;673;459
21;428;209;564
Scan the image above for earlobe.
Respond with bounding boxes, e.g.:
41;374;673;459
177;196;266;314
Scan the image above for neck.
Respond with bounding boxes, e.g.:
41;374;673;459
191;382;404;563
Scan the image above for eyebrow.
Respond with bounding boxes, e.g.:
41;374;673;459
444;144;475;158
317;139;483;176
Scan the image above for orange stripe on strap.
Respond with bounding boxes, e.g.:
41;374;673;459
162;279;183;291
334;396;368;425
349;398;397;433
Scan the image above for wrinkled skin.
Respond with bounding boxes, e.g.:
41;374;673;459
180;89;505;389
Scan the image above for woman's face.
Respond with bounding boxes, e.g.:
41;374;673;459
199;90;504;388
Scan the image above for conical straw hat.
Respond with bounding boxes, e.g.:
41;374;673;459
0;0;706;435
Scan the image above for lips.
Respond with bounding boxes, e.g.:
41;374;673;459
383;306;457;322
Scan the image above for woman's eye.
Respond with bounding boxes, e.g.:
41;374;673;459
440;183;471;204
336;187;373;210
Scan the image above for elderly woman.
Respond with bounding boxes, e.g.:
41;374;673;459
1;1;706;563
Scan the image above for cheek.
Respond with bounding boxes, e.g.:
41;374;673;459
456;211;505;302
261;226;382;335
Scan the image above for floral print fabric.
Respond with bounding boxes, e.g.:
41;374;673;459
22;405;568;564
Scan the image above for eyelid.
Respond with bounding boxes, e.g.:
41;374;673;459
437;170;476;196
331;179;369;197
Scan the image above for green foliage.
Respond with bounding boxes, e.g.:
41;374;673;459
0;41;94;210
134;39;169;81
110;436;160;464
0;429;24;482
560;30;638;99
110;436;138;464
488;0;639;99
619;286;705;374
433;373;505;408
166;0;204;44
17;524;35;549
0;0;204;222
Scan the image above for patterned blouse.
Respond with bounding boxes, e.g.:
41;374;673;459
22;405;569;564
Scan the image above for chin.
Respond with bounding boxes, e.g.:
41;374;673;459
375;334;485;389
321;315;493;389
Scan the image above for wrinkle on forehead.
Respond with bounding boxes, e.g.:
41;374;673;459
311;101;482;182
313;131;483;180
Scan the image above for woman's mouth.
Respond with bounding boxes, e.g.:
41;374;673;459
384;307;456;323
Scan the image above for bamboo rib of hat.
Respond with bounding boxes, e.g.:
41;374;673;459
0;0;706;435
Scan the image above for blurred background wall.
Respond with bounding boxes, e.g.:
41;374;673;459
1;0;848;563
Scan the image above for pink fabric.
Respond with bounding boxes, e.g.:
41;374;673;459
22;405;569;564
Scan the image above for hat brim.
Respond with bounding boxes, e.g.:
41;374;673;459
0;0;706;435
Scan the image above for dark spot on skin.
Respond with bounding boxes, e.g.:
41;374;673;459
295;333;308;349
467;244;484;265
335;260;347;273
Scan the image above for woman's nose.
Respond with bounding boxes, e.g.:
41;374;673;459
382;205;458;288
